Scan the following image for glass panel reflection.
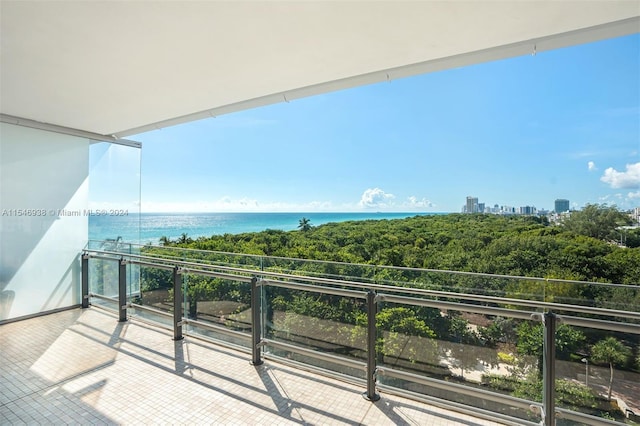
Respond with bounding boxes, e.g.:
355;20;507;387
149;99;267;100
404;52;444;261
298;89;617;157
264;285;367;379
88;141;141;244
376;300;541;423
184;273;252;348
556;327;640;423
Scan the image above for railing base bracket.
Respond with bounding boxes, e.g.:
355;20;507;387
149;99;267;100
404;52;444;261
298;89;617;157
362;391;380;402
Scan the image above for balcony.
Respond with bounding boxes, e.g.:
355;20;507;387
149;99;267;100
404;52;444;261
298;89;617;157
2;4;639;425
1;307;503;425
5;242;637;425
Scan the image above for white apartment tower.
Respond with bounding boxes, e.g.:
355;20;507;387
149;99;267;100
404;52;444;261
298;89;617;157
466;196;479;213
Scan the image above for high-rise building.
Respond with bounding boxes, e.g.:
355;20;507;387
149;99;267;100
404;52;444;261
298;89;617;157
466;196;478;213
519;206;536;215
555;199;570;213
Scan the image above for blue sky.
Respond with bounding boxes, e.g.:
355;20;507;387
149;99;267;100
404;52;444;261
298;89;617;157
132;34;639;213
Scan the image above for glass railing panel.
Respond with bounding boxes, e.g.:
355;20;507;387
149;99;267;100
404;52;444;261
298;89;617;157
263;285;367;379
545;280;640;315
555;325;639;423
88;256;119;298
87;256;119;310
595;284;640;314
137;244;184;262
87;241;141;312
137;244;264;272
375;299;542;423
184;250;262;271
86;240;106;251
542;279;593;307
261;256;377;283
374;301;444;377
127;264;174;327
374;267;451;292
127;246;141;297
183;273;252;348
82;245;639;425
368;267;546;304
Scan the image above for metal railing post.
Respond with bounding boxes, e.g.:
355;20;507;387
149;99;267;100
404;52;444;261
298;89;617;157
173;266;183;340
364;290;380;401
543;311;556;426
251;277;263;365
81;253;89;308
118;258;127;322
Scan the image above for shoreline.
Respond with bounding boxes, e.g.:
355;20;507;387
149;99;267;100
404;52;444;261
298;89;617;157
89;211;441;244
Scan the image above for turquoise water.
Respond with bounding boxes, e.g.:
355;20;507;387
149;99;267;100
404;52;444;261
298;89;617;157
89;212;430;244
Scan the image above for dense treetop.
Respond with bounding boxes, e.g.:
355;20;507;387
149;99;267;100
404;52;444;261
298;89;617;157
160;207;639;285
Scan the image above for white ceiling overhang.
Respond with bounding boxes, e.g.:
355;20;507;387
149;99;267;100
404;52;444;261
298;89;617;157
1;1;639;138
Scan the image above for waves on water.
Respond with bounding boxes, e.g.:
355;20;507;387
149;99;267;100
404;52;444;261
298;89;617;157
90;212;436;244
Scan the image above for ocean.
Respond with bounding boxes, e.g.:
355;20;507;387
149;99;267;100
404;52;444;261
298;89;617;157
89;212;429;244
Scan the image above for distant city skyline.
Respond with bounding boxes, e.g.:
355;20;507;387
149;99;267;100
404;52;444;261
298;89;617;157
462;195;551;215
460;195;640;216
130;34;639;213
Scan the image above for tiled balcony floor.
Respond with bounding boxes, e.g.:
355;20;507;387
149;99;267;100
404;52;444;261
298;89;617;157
1;308;504;425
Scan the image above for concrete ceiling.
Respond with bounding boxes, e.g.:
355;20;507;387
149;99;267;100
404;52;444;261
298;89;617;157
1;1;638;138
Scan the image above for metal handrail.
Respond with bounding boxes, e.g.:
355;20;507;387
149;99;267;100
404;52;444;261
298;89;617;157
376;365;540;412
555;407;623;425
89;292;119;302
84;247;639;426
85;249;261;275
375;383;540;426
258;272;640;321
85;249;640;321
259;338;366;371
377;293;538;321
183;318;251;342
559;314;640;334
259;278;368;299
129;301;173;318
124;259;176;271
180;268;254;283
85;240;639;288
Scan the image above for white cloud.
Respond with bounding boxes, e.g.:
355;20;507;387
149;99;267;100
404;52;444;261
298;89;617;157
598;191;640;208
405;196;434;208
600;162;640;189
358;188;395;208
587;161;596;171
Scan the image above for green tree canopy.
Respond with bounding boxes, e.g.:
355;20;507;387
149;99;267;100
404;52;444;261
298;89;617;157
562;204;631;241
163;213;639;299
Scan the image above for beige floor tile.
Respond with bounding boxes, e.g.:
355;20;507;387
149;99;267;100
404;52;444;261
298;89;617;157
1;308;505;425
